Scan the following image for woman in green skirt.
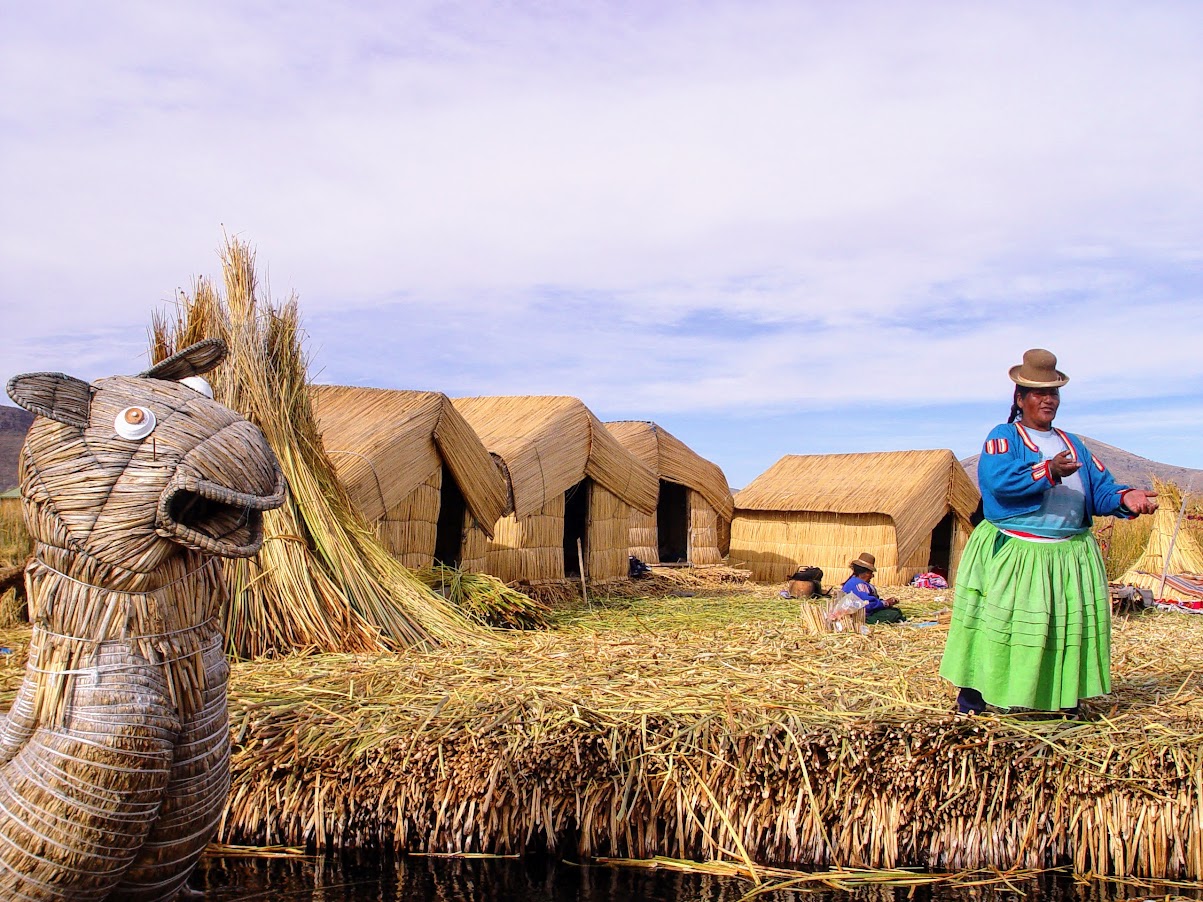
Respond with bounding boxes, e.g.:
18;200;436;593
939;349;1158;715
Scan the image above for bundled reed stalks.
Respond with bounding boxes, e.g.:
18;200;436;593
1095;516;1154;582
0;501;31;626
1117;479;1203;597
415;565;552;631
794;593;868;635
193;591;1203;880
150;237;485;656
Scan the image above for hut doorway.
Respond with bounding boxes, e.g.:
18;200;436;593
433;469;468;567
927;511;954;578
563;479;590;578
657;480;689;563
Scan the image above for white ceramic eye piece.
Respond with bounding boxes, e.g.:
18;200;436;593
179;376;214;399
114;406;157;440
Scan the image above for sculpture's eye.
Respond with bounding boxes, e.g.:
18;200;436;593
179;376;213;399
114;406;157;440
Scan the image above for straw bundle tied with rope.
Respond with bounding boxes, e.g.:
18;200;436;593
150;237;490;656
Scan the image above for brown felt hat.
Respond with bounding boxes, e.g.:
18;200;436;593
849;552;876;572
1009;348;1069;388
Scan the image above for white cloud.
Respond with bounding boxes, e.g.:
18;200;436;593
2;1;1201;469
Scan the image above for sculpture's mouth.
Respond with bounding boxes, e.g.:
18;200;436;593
157;472;287;558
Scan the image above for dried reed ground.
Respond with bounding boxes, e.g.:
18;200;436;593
4;583;1197;882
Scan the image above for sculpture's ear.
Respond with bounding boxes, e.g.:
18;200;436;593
140;338;227;381
6;372;93;427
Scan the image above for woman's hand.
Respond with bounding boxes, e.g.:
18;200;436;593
1049;450;1082;479
1121;489;1159;515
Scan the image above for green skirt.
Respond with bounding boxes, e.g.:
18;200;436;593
938;520;1111;711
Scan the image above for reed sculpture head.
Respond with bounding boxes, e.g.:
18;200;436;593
0;338;286;901
7;338;285;572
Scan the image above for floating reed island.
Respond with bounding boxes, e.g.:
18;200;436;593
7;587;1191;879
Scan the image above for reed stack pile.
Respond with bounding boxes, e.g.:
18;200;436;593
124;588;1203;880
151;238;485;656
1118;479;1203;598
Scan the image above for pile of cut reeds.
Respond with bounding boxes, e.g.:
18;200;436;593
415;565;551;630
150;237;484;656
193;590;1203;880
601;565;752;601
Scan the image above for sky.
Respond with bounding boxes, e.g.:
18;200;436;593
2;1;1200;489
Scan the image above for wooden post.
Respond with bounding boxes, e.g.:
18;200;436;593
1159;480;1193;599
576;538;590;609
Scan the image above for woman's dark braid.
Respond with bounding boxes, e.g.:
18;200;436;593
1007;387;1029;424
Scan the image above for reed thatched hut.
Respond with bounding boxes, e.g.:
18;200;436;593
311;386;509;569
452;396;658;583
603;420;734;566
730;450;980;587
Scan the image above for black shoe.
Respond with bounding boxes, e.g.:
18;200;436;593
956;687;986;716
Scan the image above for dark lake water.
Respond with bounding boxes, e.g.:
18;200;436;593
192;854;1203;902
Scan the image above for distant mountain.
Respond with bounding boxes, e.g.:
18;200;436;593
961;434;1203;491
0;405;34;492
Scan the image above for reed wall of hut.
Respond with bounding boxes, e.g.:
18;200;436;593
311;386;508;570
460;480;633;582
730;450;979;586
453;397;657;584
603;420;734;567
689;490;726;565
627;487;727;566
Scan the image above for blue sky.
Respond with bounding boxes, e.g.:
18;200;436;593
2;1;1200;488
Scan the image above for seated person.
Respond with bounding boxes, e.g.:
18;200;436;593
841;552;906;624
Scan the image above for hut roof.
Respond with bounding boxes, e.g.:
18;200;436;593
311;386;509;534
734;450;981;566
604;420;734;520
452;396;658;519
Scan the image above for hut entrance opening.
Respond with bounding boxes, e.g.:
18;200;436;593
433;469;468;567
563;479;590;578
657;480;689;563
927;511;954;577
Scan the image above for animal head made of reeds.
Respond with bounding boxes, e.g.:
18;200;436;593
6;338;286;570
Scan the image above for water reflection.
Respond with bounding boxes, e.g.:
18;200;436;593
193;854;1202;902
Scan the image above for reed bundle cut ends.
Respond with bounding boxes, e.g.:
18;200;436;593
216;592;1203;880
795;593;868;635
